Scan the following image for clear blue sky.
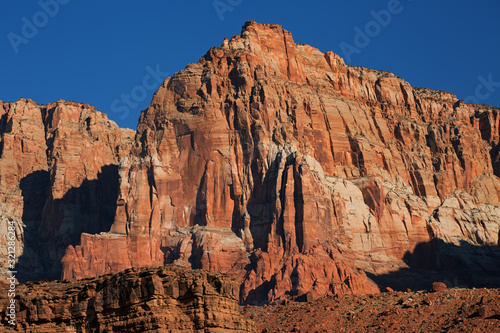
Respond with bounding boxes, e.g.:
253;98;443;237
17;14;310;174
1;0;499;129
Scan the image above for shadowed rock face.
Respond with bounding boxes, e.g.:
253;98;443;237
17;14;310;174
59;21;500;303
2;21;500;304
0;99;134;282
0;266;255;332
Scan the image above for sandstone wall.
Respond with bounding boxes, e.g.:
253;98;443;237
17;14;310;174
1;21;499;304
62;22;500;303
0;99;134;281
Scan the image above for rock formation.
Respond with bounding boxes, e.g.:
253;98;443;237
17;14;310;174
59;21;500;303
0;99;134;282
1;21;500;304
0;266;255;332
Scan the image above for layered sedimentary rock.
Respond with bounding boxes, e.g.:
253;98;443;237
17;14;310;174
1;21;499;305
60;21;500;303
0;266;255;332
0;99;134;282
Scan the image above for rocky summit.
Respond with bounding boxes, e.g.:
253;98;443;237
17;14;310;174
1;20;500;324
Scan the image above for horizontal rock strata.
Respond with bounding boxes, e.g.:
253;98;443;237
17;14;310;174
0;266;255;332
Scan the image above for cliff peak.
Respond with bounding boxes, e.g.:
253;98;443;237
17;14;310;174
1;22;499;308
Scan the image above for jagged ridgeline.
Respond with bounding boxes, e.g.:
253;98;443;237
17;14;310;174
1;21;500;306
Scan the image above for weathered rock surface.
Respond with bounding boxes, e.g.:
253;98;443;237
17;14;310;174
244;288;500;333
59;21;500;303
0;99;134;282
1;21;500;305
0;266;255;332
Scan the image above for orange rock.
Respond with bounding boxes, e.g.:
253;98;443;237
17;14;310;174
0;267;255;332
431;282;448;292
1;21;500;304
62;21;500;302
0;99;133;282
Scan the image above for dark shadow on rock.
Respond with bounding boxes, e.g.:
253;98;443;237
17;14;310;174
0;113;10;156
194;166;208;227
489;143;500;177
19;170;50;227
17;171;50;283
366;238;500;292
246;151;283;252
244;278;276;306
243;151;304;304
17;165;120;283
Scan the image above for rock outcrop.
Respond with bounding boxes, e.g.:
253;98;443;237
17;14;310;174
2;21;500;305
0;266;255;332
0;99;134;282
59;21;500;303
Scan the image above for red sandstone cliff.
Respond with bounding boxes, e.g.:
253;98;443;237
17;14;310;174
59;21;500;303
1;21;500;304
0;99;134;282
